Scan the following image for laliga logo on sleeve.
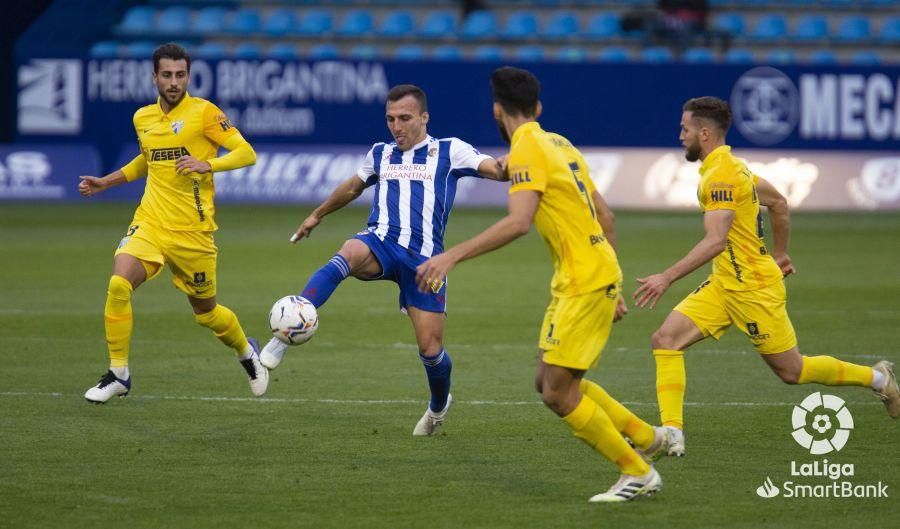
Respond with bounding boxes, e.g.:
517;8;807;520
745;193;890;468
791;392;853;455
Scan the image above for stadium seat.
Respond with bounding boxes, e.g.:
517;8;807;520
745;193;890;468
460;11;498;40
338;10;374;37
835;17;871;43
298;10;332;36
596;46;629;62
89;41;120;59
233;43;262;59
712;13;745;37
514;46;545;62
349;44;379;60
268;43;300;60
263;9;298;37
228;9;262;35
584;12;622;40
749;14;787;41
502;12;538;40
766;49;796;64
121;41;158;58
881;17;900;43
471;45;504;61
118;6;155;35
723;48;755;64
683;47;714;63
194;42;228;59
309;44;340;60
432;45;462;61
394;45;426;60
793;15;828;42
556;46;587;62
641;47;673;63
155;6;191;35
541;12;579;40
380;11;415;37
851;50;881;65
194;7;227;35
808;50;837;64
419;11;456;39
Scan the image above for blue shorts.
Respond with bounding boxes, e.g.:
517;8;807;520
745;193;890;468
354;231;447;314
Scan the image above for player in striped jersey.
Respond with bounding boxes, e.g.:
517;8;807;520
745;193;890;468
259;85;507;435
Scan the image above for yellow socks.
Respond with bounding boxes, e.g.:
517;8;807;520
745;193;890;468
562;396;650;477
104;275;133;369
579;379;655;450
654;349;686;430
798;355;874;387
194;304;251;356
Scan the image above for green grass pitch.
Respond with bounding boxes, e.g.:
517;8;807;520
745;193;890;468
1;203;898;528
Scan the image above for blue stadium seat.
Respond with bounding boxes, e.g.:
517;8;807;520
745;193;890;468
349;44;379;60
881;17;900;43
228;9;262;35
723;48;755;64
460;11;498;40
584;12;622;39
835;17;871;43
380;11;415;37
514;46;545;62
541;12;579;40
808;50;837;64
234;43;262;59
749;14;787;41
713;13;745;37
394;45;426;60
155;6;190;35
471;45;504;61
194;42;228;59
119;6;155;35
556;46;587;62
502;12;538;40
683;47;714;63
766;49;796;64
263;9;298;37
194;7;227;35
641;47;673;63
432;45;462;61
338;10;374;37
419;11;456;39
309;44;340;60
268;43;300;60
596;46;629;62
89;41;120;59
122;41;157;58
793;15;828;42
851;50;881;65
298;10;332;36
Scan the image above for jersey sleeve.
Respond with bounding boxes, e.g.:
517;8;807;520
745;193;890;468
120;154;147;182
356;144;379;187
507;137;547;194
449;138;492;177
701;165;742;212
202;102;240;146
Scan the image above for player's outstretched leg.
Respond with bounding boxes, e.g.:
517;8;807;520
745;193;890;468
413;349;453;436
193;300;268;397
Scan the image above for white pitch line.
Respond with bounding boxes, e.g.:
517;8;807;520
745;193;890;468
0;391;881;407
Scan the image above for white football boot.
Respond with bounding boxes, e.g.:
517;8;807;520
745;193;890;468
239;338;269;397
664;426;685;457
259;337;289;370
84;371;131;404
588;466;662;503
413;394;452;436
635;426;671;463
872;360;900;419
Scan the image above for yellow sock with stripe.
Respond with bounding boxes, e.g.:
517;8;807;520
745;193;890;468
194;304;251;356
798;355;874;387
562;395;651;477
104;275;133;370
654;349;686;429
579;379;655;450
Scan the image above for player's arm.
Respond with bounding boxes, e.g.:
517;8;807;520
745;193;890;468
290;175;367;243
634;209;735;308
175;133;257;175
756;177;795;276
78;154;147;197
415;190;540;291
476;157;508;181
591;190;617;250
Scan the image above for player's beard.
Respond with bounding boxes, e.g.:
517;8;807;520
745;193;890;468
496;119;510;144
684;142;701;162
162;88;185;107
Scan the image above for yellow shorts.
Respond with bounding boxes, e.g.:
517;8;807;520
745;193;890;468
114;220;218;299
539;283;620;370
674;277;797;354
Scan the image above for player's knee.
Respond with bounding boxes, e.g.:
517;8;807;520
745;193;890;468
651;328;675;350
775;366;801;385
419;342;443;358
108;275;133;301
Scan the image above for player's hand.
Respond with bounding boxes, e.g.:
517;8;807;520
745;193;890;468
175;155;211;175
496;154;510;181
78;175;106;198
613;295;628;323
290;214;320;243
774;252;796;277
634;273;672;309
415;254;454;293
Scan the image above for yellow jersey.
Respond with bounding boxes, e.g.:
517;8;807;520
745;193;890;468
508;122;621;297
698;145;783;291
120;93;248;232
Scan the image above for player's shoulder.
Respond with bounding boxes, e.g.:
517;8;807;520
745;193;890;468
132;104;157;123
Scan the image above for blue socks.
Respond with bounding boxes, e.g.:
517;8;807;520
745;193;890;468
420;349;452;412
301;255;350;308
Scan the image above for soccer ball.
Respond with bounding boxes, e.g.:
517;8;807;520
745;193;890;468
269;295;318;345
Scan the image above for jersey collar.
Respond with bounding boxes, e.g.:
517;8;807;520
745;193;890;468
699;144;731;175
510;121;541;146
400;134;433;152
156;91;191;119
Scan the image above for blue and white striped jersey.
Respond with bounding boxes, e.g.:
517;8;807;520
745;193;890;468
357;135;491;257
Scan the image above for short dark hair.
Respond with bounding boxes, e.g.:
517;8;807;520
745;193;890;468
683;96;732;133
386;84;427;113
152;43;191;73
491;66;540;118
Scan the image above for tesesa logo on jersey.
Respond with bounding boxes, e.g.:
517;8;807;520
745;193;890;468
731;67;799;146
150;147;191;161
791;392;853;455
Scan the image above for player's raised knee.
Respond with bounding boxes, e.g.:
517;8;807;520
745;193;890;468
651;327;677;350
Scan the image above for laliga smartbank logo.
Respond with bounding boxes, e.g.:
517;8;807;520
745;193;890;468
755;392;888;499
